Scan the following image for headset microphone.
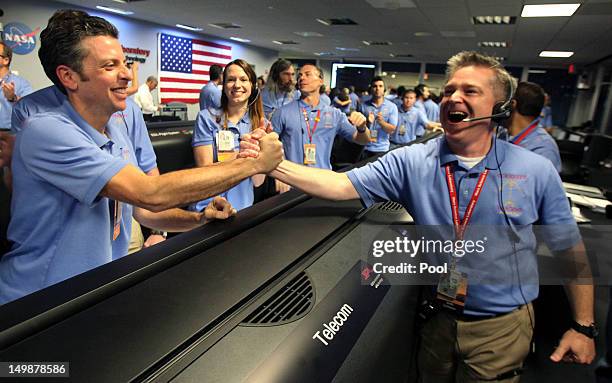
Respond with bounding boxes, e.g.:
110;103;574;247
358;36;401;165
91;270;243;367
461;108;511;123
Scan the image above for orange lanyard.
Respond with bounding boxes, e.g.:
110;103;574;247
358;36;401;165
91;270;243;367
302;108;321;143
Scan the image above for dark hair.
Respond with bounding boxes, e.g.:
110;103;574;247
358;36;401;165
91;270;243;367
370;76;385;87
514;82;545;118
266;58;296;95
38;10;119;94
0;43;13;66
396;85;406;98
402;89;416;98
221;59;264;130
209;64;223;82
415;84;427;98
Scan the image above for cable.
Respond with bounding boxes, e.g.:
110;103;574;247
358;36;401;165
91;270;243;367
493;126;535;336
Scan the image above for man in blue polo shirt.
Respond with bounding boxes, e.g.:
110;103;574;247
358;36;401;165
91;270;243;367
199;64;222;111
271;63;370;170
0;10;283;305
243;51;595;379
0;43;33;131
358;76;398;157
415;83;440;122
390;89;441;146
507;81;562;173
261;59;300;119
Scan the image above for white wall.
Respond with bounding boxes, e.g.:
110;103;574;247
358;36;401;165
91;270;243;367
2;0;279;120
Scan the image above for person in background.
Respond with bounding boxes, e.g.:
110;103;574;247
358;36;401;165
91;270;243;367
200;64;223;112
507;82;562;172
390;89;440;147
261;58;299;119
348;85;359;111
358;76;399;158
272;63;370;171
538;92;554;132
0;43;33;131
333;87;351;115
415;83;440;122
134;75;162;121
257;75;266;89
191;59;267;212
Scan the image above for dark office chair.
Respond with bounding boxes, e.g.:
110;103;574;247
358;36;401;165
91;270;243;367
331;136;365;171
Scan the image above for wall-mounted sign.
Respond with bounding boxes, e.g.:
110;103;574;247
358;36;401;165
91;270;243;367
122;46;150;63
3;22;40;55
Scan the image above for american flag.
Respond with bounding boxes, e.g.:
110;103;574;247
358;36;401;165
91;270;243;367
157;33;232;104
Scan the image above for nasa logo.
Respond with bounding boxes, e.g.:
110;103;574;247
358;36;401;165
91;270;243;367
4;22;40;55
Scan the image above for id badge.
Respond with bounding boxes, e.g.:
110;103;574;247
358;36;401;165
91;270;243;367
399;125;406;136
304;143;316;165
217;130;235;151
370;128;378;142
436;268;468;312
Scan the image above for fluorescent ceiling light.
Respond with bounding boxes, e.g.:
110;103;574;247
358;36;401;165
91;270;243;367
335;47;360;52
230;37;251;43
521;4;580;17
272;40;283;45
528;69;547;74
316;18;331;26
414;32;432;37
539;50;574;58
176;24;203;31
96;6;134;15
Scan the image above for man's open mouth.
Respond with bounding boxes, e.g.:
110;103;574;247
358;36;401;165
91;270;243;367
448;111;467;123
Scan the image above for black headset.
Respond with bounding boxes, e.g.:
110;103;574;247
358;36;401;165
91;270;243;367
490;72;515;123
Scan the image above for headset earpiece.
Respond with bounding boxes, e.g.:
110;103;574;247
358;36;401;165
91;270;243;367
491;101;512;123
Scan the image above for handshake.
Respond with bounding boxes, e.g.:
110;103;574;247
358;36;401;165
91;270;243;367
238;122;284;174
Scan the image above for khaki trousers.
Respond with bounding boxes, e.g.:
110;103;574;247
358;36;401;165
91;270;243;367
418;304;534;383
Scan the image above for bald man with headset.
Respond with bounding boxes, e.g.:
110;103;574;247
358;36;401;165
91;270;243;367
243;51;595;382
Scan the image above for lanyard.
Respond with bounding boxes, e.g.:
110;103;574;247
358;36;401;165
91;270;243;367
511;119;539;145
444;164;489;240
302;108;321;143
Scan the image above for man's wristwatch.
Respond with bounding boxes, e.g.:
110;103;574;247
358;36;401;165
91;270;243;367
150;229;167;238
356;126;367;133
571;321;599;338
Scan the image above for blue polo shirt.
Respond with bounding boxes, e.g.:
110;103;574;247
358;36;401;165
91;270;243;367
359;98;399;152
349;92;359;111
347;136;580;316
0;72;33;129
391;106;429;144
199;81;221;111
272;99;359;169
12;86;157;174
320;93;331;107
538;106;553;129
0;106;137;304
262;88;300;119
191;109;254;212
423;99;440;122
510;118;562;173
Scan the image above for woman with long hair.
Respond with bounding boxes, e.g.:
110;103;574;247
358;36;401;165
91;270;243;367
191;59;266;212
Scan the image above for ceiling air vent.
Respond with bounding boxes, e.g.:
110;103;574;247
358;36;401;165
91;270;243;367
317;18;358;26
241;272;315;326
273;40;300;45
376;201;405;212
209;22;242;29
363;40;392;46
471;16;516;25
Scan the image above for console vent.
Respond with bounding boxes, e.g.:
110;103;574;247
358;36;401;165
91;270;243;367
376;201;405;212
241;272;315;326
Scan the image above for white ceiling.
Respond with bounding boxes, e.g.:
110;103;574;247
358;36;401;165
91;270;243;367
58;0;612;67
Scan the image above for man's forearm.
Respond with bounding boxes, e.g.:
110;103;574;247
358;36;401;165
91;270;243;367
135;207;202;232
104;158;261;212
270;160;358;201
380;120;396;134
559;242;595;324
